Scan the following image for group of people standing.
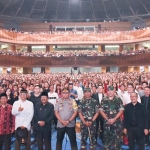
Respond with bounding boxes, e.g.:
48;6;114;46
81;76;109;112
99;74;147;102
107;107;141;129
0;72;150;150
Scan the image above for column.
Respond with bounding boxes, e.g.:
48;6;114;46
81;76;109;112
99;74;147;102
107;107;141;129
46;45;50;52
27;45;32;53
101;67;106;73
3;68;7;74
101;45;105;52
23;67;32;74
50;45;53;52
45;67;50;73
119;66;128;72
128;67;134;72
12;68;17;74
106;67;110;72
134;67;140;72
41;67;45;73
135;44;139;50
145;66;149;72
98;45;101;52
119;45;123;52
11;45;16;51
98;45;105;52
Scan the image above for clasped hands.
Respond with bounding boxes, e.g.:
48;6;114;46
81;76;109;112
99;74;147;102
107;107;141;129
107;118;116;125
38;121;45;127
61;120;70;126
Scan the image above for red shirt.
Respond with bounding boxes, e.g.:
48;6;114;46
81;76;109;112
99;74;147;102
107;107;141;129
0;104;15;135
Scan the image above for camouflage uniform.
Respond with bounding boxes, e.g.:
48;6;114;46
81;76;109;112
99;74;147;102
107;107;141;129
78;98;99;150
100;96;124;150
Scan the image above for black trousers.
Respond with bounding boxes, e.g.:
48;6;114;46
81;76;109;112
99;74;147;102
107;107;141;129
56;127;77;150
37;130;51;150
96;115;104;142
128;127;145;150
0;134;11;150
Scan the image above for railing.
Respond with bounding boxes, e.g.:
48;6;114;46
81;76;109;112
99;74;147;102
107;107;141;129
0;53;150;67
0;28;150;44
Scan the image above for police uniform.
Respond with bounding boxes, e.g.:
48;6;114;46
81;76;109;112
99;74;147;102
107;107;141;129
78;88;99;150
54;89;78;150
100;86;124;150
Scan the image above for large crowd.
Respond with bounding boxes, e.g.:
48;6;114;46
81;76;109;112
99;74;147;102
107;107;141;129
5;26;149;35
0;48;149;57
0;71;150;150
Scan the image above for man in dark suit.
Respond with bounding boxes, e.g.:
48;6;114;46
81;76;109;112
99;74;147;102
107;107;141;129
92;84;104;142
141;86;150;145
123;92;149;150
33;91;54;150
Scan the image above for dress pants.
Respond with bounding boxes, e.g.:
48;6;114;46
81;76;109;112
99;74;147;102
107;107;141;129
96;115;104;142
56;127;77;150
128;127;145;150
0;134;11;150
37;130;51;150
15;131;31;150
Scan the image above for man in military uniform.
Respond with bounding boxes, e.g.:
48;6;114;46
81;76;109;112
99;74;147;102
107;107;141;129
55;88;78;150
78;87;99;150
100;86;124;150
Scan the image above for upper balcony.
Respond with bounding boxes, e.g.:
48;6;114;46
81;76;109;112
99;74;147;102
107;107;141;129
0;28;150;45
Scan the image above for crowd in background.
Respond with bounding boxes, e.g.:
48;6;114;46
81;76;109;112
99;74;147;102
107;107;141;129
0;71;150;149
0;48;149;57
0;72;149;100
4;26;149;35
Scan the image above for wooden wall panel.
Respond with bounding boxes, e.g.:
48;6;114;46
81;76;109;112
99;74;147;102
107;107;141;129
0;54;150;67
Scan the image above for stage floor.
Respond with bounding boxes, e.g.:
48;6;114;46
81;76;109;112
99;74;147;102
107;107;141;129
9;131;150;150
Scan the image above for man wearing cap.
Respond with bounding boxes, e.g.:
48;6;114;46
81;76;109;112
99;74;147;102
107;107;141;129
100;86;124;150
55;88;78;150
12;89;34;150
33;91;54;150
0;93;15;150
78;87;99;150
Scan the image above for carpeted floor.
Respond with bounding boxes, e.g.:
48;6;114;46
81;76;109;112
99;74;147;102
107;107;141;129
7;119;150;150
9;130;150;150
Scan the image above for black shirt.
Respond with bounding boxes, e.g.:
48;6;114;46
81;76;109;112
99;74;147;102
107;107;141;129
34;102;54;131
29;93;41;107
123;102;148;130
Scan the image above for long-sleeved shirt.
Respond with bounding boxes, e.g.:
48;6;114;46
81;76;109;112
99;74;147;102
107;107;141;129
123;102;148;130
74;86;83;100
12;99;34;131
0;104;15;135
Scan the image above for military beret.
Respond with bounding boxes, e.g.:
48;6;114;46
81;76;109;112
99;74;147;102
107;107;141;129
107;86;114;91
41;91;48;97
84;87;91;93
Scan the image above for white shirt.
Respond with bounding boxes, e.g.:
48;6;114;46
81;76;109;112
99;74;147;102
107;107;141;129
123;91;141;104
48;92;59;106
12;100;34;131
98;93;103;104
74;86;83;100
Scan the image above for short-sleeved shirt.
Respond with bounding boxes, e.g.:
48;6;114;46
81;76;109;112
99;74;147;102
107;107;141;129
78;98;99;121
54;98;78;128
100;96;124;120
